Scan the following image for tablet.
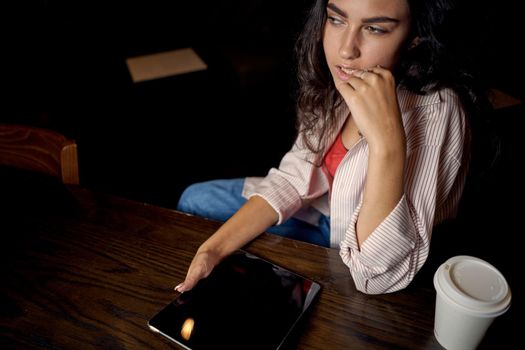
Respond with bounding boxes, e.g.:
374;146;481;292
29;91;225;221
148;250;321;350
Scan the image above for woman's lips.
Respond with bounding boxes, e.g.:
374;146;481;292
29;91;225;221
336;66;359;80
340;66;359;75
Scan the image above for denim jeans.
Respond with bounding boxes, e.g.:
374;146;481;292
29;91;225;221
177;178;330;247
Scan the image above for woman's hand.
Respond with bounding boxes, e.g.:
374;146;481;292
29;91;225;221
174;196;278;293
335;66;405;151
174;249;222;293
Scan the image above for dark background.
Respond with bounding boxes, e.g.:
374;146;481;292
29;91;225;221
2;0;312;207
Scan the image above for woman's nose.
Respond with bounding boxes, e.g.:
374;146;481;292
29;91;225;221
339;29;360;59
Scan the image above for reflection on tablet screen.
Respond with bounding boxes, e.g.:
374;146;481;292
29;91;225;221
148;250;321;350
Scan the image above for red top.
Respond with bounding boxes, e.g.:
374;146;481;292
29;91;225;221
323;132;348;180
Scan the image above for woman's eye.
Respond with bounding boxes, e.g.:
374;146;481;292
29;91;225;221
327;16;343;25
365;26;387;34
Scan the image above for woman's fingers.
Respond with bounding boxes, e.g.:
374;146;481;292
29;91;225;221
367;65;387;76
336;68;376;93
174;275;198;293
174;250;218;293
337;66;393;95
174;267;203;293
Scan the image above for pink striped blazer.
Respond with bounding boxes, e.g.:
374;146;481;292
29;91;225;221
243;87;469;294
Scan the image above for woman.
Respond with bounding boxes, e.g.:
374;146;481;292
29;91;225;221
176;0;488;294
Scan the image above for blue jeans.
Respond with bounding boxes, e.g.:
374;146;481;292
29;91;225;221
177;178;330;247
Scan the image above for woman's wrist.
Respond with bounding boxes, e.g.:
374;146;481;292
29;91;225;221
368;136;406;160
198;238;227;259
366;119;406;154
195;243;224;268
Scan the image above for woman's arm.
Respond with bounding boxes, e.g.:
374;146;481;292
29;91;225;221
175;195;278;292
336;66;406;247
357;138;405;246
339;88;468;294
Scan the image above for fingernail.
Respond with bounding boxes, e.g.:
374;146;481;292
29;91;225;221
174;283;184;292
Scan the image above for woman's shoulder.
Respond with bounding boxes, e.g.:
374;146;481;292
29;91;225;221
400;86;468;150
398;85;463;112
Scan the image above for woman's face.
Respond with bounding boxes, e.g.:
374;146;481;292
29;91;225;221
323;0;412;82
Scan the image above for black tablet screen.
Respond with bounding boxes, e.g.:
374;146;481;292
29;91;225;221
148;250;321;350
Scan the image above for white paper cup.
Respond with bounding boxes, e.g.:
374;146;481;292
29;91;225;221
433;256;511;350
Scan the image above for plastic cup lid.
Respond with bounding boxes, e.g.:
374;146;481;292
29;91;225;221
433;255;511;317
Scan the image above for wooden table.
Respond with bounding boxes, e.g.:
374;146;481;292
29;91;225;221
0;185;516;349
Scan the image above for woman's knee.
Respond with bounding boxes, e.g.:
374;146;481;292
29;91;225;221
177;182;210;214
176;179;246;221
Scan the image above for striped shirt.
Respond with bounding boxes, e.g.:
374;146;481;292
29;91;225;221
243;87;470;294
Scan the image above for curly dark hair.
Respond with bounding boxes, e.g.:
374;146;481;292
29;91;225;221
295;0;491;156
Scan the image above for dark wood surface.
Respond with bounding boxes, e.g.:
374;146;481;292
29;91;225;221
0;185;516;349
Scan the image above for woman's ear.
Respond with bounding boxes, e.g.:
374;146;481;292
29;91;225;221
408;36;423;50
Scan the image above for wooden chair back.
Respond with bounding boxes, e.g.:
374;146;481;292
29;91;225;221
0;124;79;185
